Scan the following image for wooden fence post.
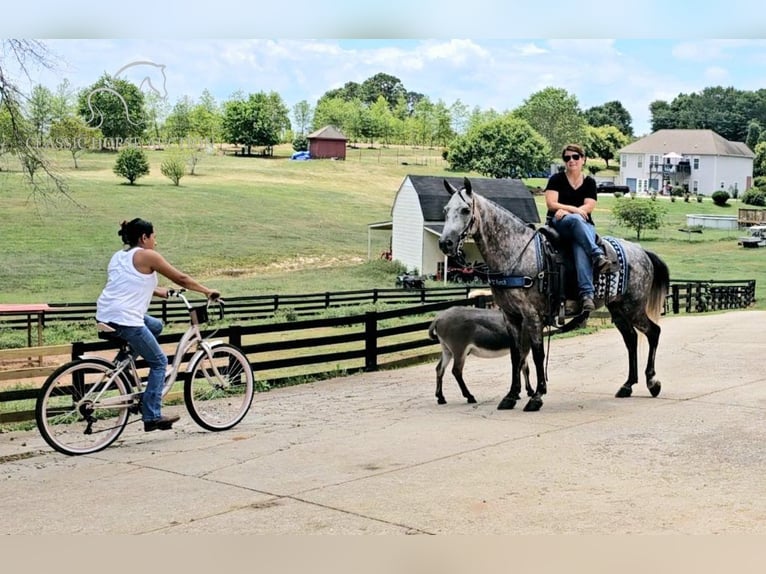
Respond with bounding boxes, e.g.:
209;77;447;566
228;325;241;348
364;311;378;372
71;341;85;361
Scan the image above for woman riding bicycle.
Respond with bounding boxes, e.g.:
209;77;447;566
96;218;220;432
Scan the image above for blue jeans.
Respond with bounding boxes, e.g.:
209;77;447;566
110;315;167;422
550;215;604;299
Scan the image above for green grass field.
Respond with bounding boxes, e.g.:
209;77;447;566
1;143;763;310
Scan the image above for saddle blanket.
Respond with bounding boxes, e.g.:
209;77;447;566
595;236;629;301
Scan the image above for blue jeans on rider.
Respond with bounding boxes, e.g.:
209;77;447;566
110;315;168;422
550;214;604;299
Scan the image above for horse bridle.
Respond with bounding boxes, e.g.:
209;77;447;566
454;188;476;256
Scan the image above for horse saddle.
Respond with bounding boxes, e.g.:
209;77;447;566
536;224;620;324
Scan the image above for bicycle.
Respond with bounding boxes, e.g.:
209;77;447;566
35;289;255;456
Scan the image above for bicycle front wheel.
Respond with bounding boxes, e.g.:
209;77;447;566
36;359;133;456
184;344;254;431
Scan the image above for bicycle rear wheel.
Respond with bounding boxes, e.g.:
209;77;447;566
36;359;133;456
184;344;254;431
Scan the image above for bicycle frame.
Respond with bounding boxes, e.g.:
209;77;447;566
80;291;226;410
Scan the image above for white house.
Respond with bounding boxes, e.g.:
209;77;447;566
618;129;754;196
368;175;539;281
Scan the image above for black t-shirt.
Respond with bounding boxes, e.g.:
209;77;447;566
545;172;598;224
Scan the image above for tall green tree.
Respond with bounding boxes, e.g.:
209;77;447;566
360;73;407;108
189;89;222;143
447;114;551;178
585;125;629;168
77;73;147;140
221;91;290;154
584;100;633;136
165;96;194;141
26;84;55;138
292;100;313;135
514;87;587;157
746;120;761;151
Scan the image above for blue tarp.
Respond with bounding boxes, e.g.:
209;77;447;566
291;151;311;161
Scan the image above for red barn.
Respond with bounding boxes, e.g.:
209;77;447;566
307;125;347;160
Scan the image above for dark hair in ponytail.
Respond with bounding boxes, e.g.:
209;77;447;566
118;218;154;247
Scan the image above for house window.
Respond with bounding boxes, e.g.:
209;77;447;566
693;157;700;170
637;156;643;168
693;180;699;193
621;155;626;168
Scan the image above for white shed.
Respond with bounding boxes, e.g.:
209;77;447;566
368;175;539;280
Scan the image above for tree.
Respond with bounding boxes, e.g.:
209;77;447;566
221;91;290;155
514;87;587;158
312;96;354;134
612;198;667;240
585;125;629;168
754;142;766;178
746;120;761;151
113;147;149;184
446;114;551;178
584;100;633;136
49;116;98;168
189;89;222;144
292;100;313;135
360;73;407;108
165;96;194;141
160;154;185;186
26;84;54;138
449;99;470;136
0;39;69;198
77;73;147;140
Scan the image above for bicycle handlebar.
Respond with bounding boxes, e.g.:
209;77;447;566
166;288;225;321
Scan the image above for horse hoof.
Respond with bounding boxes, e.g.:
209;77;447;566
523;397;543;411
497;398;516;410
615;385;633;398
648;381;662;397
466;395;477;404
437;397;446;405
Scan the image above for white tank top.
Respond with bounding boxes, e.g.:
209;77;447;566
96;247;158;327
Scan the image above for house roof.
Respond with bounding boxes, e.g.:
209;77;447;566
619;129;754;158
307;125;347;140
406;175;540;224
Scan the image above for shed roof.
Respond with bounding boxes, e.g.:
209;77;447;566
620;129;754;158
407;175;540;224
307;125;347;140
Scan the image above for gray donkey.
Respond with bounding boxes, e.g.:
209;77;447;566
428;305;530;404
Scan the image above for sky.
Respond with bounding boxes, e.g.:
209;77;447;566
4;2;766;138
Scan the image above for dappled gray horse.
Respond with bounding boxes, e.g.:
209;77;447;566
428;305;530;405
438;177;670;412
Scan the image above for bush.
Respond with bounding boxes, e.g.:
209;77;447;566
292;135;308;152
741;188;766;206
670;186;685;197
711;190;730;206
611;197;667;240
113;147;149;184
160;157;186;186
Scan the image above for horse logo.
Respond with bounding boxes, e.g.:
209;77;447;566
84;60;167;129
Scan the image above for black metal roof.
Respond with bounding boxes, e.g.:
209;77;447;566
407;175;540;224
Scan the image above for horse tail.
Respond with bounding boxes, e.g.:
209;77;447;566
428;318;439;341
646;250;670;324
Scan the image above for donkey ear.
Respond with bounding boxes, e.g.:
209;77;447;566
463;177;473;195
443;179;457;195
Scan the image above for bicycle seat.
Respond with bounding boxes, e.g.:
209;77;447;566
97;322;120;341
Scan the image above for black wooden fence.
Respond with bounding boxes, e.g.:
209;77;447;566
0;296;486;423
0;279;757;332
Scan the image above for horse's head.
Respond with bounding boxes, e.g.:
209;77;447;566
438;177;475;256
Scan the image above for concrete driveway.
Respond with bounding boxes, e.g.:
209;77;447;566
1;310;764;534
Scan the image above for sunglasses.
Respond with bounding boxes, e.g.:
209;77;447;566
563;154;581;162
